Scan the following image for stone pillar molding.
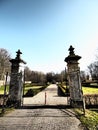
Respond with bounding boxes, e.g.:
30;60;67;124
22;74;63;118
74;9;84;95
7;50;26;107
64;45;83;107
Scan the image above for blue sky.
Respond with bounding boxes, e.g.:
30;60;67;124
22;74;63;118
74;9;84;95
0;0;98;73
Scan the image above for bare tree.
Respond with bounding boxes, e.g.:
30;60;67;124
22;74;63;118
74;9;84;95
88;62;98;80
24;67;46;85
80;71;86;82
0;48;11;80
24;66;32;81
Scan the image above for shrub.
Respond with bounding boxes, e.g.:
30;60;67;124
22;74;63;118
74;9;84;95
25;89;34;97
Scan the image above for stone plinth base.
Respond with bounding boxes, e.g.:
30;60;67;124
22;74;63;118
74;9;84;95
70;99;84;108
7;99;21;108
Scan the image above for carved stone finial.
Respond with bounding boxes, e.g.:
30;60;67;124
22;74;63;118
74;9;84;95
68;45;75;55
16;49;22;60
65;45;81;62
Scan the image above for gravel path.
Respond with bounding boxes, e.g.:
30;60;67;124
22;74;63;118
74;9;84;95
0;84;84;130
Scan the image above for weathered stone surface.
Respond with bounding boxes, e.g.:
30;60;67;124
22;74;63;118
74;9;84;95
7;50;26;107
65;45;83;107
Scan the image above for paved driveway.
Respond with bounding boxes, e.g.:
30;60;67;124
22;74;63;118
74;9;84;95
0;84;84;130
23;84;68;106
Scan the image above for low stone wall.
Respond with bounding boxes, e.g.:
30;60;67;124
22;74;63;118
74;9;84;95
84;94;98;106
0;95;8;106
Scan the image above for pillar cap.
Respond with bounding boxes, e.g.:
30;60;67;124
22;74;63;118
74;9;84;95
16;49;22;60
10;49;26;64
64;45;81;62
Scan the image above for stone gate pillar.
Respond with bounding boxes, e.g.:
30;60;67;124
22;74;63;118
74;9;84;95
7;50;26;107
64;45;83;107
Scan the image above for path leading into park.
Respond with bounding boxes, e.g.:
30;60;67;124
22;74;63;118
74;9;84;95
0;84;84;130
23;84;68;106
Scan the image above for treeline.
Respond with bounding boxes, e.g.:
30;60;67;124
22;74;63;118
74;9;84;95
0;48;11;80
88;61;98;81
80;61;98;82
0;48;67;85
24;66;66;85
1;48;98;84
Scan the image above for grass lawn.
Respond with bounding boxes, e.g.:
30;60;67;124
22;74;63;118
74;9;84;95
82;87;98;95
74;109;98;130
63;85;98;95
61;84;98;129
24;86;43;90
0;85;46;95
23;85;44;96
1;84;98;95
0;85;9;94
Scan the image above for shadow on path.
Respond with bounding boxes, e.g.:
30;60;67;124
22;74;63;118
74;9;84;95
22;105;72;109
